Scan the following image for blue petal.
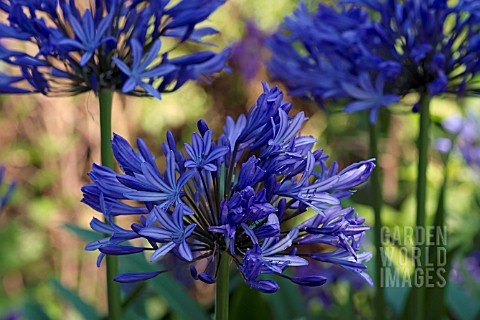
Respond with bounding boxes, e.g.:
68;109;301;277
150;241;176;261
178;240;193;261
290;275;327;287
250;280;279;293
139;227;173;242
198;272;216;284
99;245;145;255
114;271;162;283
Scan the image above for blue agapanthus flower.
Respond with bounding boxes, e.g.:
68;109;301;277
82;82;374;292
267;0;480;123
0;165;16;212
0;0;230;98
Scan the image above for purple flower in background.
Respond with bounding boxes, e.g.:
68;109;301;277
0;165;16;212
2;309;22;320
82;82;374;293
268;1;480;122
437;111;480;173
230;21;267;81
0;0;230;98
455;113;480;173
450;250;480;284
434;138;453;154
461;251;480;280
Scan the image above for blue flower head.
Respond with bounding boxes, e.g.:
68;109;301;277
268;1;480;122
0;0;230;98
82;82;374;292
0;165;16;213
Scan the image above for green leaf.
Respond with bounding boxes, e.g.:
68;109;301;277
151;275;208;320
120;254;209;320
425;170;453;320
50;278;101;320
384;267;409;315
63;223;102;242
230;282;272;320
403;162;452;320
22;301;51;320
401;285;415;320
262;276;305;320
447;282;480;320
124;284;148;320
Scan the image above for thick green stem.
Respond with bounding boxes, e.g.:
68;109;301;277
414;94;431;320
99;90;114;169
99;90;121;320
369;121;385;320
215;253;230;320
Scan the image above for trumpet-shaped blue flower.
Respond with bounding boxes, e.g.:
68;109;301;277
112;40;176;99
117;151;196;213
82;82;373;292
240;245;281;293
0;0;229;98
85;194;146;267
58;8;115;66
184;130;229;171
139;206;196;262
268;1;480;122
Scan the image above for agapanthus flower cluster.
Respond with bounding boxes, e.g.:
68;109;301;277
0;0;229;98
82;83;374;293
267;0;480;123
0;165;16;212
436;110;480;174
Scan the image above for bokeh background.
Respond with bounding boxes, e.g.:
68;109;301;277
0;0;479;319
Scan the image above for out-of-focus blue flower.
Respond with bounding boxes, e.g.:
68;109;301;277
0;0;230;98
268;1;480;122
450;250;480;284
437;110;480;173
434;138;453;154
0;165;16;212
2;309;22;320
230;21;267;81
82;82;373;293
